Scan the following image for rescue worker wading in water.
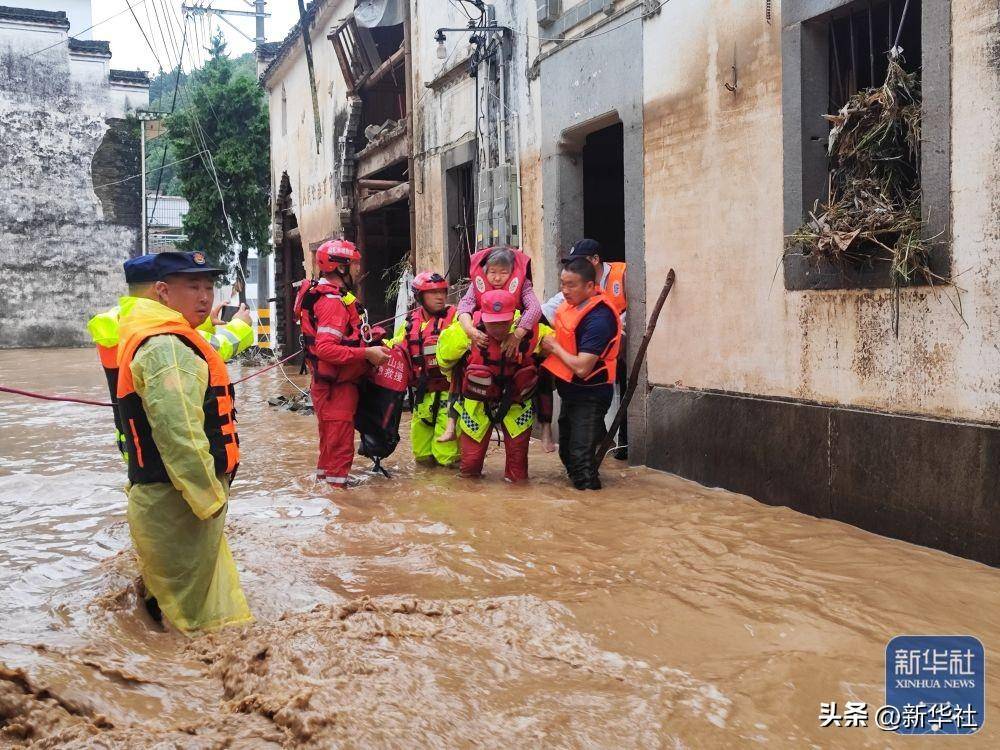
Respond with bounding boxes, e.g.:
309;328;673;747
386;271;459;467
117;251;251;633
437;289;552;482
541;257;622;490
295;239;391;487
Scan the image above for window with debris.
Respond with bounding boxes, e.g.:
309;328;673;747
826;1;920;113
781;0;949;293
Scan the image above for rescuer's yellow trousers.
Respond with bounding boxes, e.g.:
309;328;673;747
127;481;252;634
411;391;459;466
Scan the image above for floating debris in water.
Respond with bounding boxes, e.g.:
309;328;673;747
267;393;313;414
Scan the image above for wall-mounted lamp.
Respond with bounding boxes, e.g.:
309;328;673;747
435;30;448;60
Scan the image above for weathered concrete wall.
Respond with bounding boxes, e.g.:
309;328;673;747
0;24;144;348
639;0;1000;564
535;1;647;459
642;0;1000;424
263;0;355;257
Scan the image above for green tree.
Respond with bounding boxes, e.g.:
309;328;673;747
165;31;270;300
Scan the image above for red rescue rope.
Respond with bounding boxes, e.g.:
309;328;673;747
0;349;306;408
0;385;113;408
231;349;302;385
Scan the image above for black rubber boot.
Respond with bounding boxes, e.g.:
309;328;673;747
558;398;610;489
144;596;163;624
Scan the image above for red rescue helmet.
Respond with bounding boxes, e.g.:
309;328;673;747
411;271;448;295
316;239;361;274
480;289;517;323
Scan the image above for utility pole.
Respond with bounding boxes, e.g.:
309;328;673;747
135;110;162;256
140;119;146;256
181;1;273;349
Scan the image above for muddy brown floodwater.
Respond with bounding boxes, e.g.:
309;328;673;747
0;348;998;748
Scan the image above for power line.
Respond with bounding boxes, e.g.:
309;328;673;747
147;18;190;226
147;0;171;67
158;0;182;64
96;149;206;189
22;0;153;58
124;0;165;72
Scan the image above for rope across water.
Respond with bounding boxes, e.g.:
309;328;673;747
0;349;305;408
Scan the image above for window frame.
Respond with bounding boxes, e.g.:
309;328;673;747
781;0;951;291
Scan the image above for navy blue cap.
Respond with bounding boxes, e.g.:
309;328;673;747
153;251;224;278
563;238;602;262
123;255;158;284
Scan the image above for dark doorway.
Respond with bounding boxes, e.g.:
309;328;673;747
277;217;303;353
582;122;625;262
358;199;410;328
445;161;475;282
273;173;304;354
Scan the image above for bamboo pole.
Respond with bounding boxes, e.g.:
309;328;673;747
595;269;676;469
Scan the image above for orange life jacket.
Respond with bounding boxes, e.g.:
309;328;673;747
542;293;622;385
95;341;127;456
405;304;456;399
295;279;369;383
604;262;627;315
116;320;239;485
469;247;532;307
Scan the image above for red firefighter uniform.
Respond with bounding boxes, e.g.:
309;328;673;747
295;273;371;486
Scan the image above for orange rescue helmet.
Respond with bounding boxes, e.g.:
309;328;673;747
316;239;361;273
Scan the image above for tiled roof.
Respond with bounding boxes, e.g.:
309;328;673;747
109;69;151;86
257;41;280;59
68;38;111;57
0;5;70;28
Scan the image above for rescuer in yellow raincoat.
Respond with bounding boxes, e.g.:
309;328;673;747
86;254;254;461
117;251;251;634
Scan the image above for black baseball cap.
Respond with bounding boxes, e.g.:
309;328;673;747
562;238;602;262
153;251;224;278
123;255;158;284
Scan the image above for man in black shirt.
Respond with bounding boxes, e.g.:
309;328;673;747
541;258;622;490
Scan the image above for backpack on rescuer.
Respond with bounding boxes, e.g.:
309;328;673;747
355;340;409;476
468;247;532;307
294;278;370;383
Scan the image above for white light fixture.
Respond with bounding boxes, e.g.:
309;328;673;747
436;41;447;60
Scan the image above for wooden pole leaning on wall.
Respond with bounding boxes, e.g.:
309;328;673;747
595;269;676;470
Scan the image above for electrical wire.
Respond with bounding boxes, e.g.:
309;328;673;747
157;0;182;64
147;18;191;226
96;149;205;190
124;0;165;73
